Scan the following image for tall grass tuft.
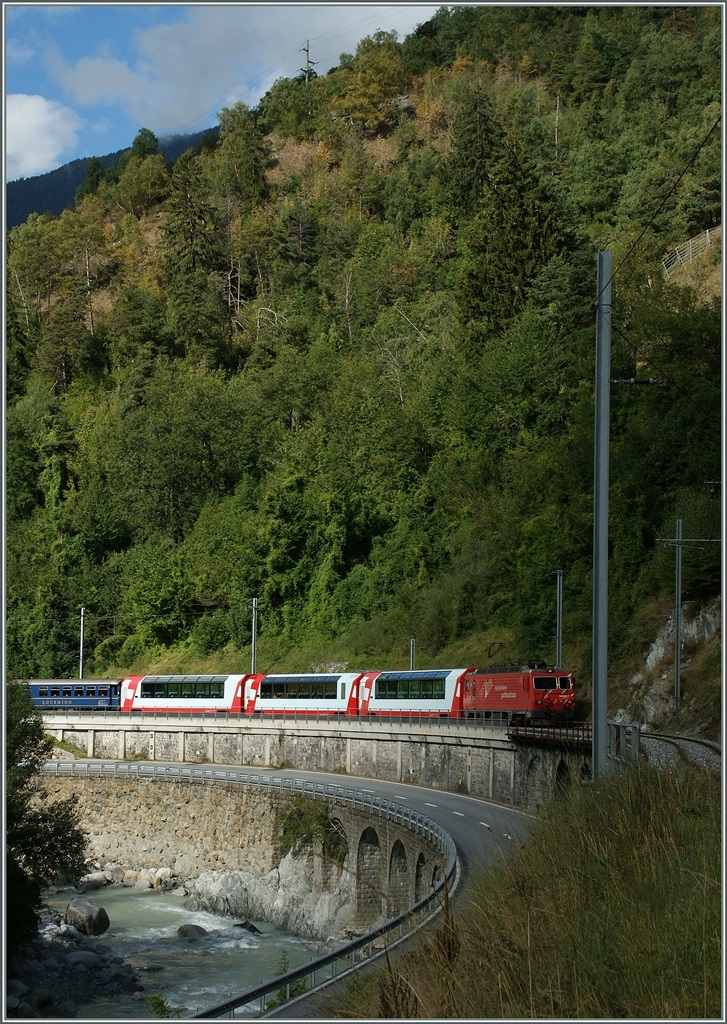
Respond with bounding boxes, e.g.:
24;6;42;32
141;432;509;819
336;762;721;1018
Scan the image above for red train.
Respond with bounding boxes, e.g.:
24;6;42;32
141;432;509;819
110;663;574;720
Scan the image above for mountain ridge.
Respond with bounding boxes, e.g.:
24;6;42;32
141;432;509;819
6;127;219;230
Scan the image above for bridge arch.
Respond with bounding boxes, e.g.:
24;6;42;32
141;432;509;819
526;755;546;811
356;826;384;924
387;839;408;916
414;852;428;901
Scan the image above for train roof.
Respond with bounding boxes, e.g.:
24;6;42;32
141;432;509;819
28;678;123;685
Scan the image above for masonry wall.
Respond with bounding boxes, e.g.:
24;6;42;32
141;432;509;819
47;720;529;804
43;775;281;880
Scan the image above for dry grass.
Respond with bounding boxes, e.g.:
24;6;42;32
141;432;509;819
664;226;721;304
332;762;721;1019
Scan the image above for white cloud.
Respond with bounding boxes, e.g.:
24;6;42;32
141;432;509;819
6;94;84;179
44;5;436;137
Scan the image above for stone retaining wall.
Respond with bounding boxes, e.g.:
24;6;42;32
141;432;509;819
43;776;280;881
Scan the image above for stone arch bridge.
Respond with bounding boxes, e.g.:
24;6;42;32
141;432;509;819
42;764;456;936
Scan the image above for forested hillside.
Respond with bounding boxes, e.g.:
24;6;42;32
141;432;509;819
6;6;721;695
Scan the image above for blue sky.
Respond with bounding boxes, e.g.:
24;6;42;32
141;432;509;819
3;2;440;181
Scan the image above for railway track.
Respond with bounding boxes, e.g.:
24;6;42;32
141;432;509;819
640;731;721;775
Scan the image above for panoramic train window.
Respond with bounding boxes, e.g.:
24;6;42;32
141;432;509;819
259;675;339;699
140;675;227;698
375;671;447;700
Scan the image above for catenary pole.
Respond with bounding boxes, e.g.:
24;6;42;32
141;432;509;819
592;251;612;779
674;518;682;710
79;607;85;679
251;598;258;674
555;570;563;668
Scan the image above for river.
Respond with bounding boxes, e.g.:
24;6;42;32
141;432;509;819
44;884;322;1019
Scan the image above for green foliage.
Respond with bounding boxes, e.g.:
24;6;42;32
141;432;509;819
144;993;186;1018
275;794;334;856
5;683;89;950
4;7;721;686
266;949;308;1010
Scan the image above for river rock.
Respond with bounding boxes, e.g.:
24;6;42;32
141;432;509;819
81;871;109;889
234;920;262;934
64;896;110;936
177;924;207;940
65;949;102;967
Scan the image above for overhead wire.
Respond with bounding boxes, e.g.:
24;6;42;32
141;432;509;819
594;114;721;305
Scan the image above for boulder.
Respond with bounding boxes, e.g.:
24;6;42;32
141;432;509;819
53;999;77;1017
65;950;102;967
26;988;54;1010
177;924;207;941
64;897;110;936
234;920;262;935
81;871;109;889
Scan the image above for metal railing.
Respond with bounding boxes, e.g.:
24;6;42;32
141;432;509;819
43;760;459;1018
193;888;454;1019
40;707;513;726
661;225;720;278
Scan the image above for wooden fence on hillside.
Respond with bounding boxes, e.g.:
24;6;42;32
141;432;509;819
661;225;721;278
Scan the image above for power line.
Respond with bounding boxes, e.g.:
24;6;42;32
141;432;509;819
610;320;720;424
594;115;721;305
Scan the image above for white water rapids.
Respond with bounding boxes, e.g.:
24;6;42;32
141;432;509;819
45;884;321;1018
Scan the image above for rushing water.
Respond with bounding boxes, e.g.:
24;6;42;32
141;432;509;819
44;885;321;1019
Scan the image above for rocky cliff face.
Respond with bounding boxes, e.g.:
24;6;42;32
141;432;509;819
185;850;358;942
614;596;721;734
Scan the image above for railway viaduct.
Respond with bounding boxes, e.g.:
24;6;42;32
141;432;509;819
39;715;600;943
41;766;450;935
43;713;593;811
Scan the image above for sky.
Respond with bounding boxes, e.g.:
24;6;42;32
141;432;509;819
3;2;442;182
